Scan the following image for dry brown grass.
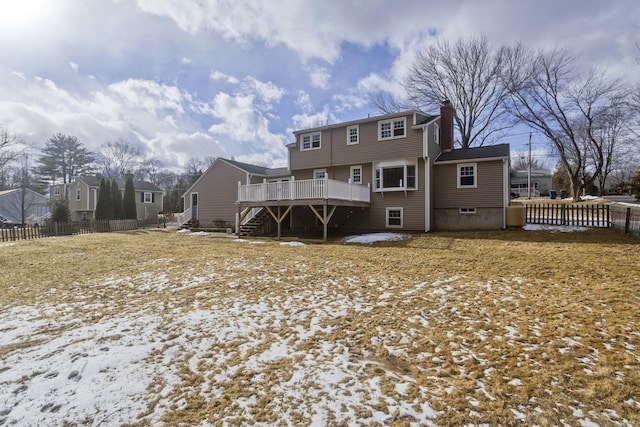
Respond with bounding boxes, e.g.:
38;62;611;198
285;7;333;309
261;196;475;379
1;227;639;425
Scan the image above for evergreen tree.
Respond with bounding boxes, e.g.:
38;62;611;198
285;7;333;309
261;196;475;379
37;134;95;183
95;178;114;220
50;200;71;223
123;174;137;219
111;179;125;220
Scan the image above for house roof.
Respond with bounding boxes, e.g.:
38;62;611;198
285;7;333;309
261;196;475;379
435;144;510;163
223;158;290;177
0;188;49;200
291;110;432;136
77;176;162;192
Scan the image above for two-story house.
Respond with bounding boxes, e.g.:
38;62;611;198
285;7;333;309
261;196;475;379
50;176;164;222
181;102;511;239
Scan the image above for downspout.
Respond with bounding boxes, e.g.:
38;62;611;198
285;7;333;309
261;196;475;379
503;158;509;229
425;157;430;232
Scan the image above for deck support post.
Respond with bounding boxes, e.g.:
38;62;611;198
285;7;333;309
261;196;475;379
265;205;293;241
308;204;337;242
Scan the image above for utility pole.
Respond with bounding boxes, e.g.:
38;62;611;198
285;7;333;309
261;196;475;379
527;133;532;199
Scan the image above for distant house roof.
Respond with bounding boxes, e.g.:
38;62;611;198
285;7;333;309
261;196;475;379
0;188;49;200
435;144;510;163
77;176;162;192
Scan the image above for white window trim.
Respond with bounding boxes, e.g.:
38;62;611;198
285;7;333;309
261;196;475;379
386;207;403;228
459;207;477;214
313;169;327;179
75;189;81;201
350;165;362;184
457;162;477;189
378;117;406;141
300;131;321;151
373;159;418;192
54;187;61;196
143;192;153;203
346;125;359;145
434;123;440;145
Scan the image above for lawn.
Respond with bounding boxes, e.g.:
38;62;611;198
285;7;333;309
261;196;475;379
1;227;639;426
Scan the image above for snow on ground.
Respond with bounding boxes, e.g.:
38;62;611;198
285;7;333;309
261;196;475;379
1;233;637;426
343;232;408;244
523;224;589;233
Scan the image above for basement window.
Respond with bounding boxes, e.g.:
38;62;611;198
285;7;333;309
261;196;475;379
459;208;476;214
386;207;403;228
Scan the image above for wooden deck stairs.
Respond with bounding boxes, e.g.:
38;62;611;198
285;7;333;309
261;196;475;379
239;208;269;236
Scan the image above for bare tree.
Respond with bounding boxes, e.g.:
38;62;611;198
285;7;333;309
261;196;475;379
0;127;20;188
590;101;634;195
184;157;205;184
97;138;141;179
7;154;45;225
504;48;627;201
134;157;163;184
382;35;523;148
511;156;545;172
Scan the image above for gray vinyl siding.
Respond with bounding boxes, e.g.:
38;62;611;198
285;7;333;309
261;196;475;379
433;160;505;208
186;160;247;225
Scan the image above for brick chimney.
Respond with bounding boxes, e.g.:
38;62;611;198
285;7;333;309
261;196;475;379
440;100;454;152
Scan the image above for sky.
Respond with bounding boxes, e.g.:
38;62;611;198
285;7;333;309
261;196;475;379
1;0;639;171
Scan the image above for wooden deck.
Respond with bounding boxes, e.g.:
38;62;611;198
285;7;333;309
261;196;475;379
237;178;371;241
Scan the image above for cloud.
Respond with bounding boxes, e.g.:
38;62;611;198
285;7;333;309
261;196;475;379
210;70;240;85
108;79;189;115
207;78;288;162
308;66;331;90
133;0;444;64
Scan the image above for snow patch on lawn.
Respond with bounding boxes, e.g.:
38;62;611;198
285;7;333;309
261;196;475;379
280;241;306;247
523;224;589;233
343;233;408;244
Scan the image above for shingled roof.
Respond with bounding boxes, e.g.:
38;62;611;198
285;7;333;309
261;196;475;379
435;144;510;163
77;176;162;192
223;158;289;177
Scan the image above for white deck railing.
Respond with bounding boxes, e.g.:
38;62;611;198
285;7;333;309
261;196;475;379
238;178;370;203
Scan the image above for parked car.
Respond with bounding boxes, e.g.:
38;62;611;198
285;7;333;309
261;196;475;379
0;214;15;228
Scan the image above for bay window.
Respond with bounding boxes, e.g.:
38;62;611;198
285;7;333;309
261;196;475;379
374;160;417;191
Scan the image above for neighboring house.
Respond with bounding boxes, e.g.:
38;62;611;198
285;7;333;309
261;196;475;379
0;189;50;225
182;101;511;238
510;169;553;197
50;176;164;221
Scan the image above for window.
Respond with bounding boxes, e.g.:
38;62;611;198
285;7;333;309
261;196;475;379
54;187;61;196
313;169;326;179
143;192;154;203
374;161;417;191
75;189;81;201
386;208;403;228
350;165;362;184
434;124;440;144
458;163;477;188
460;208;476;214
378;118;406;140
346;125;359;145
301;132;321;151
